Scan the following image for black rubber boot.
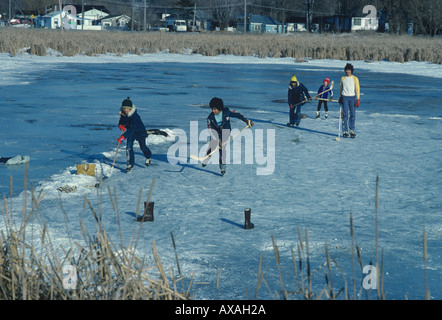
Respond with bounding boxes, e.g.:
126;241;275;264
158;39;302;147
244;208;254;230
137;201;154;222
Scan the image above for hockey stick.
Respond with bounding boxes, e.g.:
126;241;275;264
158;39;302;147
291;80;334;108
316;98;339;103
336;105;342;141
95;141;121;187
110;141;121;176
190;124;251;162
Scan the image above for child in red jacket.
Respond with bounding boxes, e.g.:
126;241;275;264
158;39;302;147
315;77;333;119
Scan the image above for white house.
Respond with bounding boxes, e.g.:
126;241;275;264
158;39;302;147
38;5;110;30
39;11;78;29
101;14;131;30
76;7;109;30
351;16;379;31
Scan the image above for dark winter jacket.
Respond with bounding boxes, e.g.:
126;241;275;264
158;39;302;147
118;106;148;140
317;85;333;99
288;82;311;106
207;107;248;138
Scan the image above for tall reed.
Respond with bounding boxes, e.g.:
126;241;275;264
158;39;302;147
1;28;441;64
261;175;430;300
0;171;191;300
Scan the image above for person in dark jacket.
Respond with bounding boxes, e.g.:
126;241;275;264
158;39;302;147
287;75;311;127
117;97;151;172
203;97;254;175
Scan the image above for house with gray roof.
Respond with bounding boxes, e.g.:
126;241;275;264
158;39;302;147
236;14;282;34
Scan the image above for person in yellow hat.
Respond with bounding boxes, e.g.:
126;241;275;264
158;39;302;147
287;75;311;127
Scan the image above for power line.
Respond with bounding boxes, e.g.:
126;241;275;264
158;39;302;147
46;0;336;18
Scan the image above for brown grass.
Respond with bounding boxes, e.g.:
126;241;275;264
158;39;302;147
0;28;441;63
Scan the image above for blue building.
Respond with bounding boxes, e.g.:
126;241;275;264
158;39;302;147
237;14;282;34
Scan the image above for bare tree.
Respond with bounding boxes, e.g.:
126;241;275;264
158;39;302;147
407;0;442;36
210;0;240;29
376;0;408;34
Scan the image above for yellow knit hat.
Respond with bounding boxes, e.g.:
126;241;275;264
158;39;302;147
290;75;297;82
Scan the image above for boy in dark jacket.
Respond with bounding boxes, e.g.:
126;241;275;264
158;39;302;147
287;75;311;127
117;97;151;172
203;97;253;175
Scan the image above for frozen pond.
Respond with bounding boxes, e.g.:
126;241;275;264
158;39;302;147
1;54;441;299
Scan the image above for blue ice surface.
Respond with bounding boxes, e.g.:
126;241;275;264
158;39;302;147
1;61;439;197
1;59;441;300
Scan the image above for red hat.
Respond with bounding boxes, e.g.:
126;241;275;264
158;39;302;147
323;77;330;86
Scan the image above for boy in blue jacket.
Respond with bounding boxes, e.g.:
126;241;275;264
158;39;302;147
117;97;151;173
315;77;333;119
203;97;253;176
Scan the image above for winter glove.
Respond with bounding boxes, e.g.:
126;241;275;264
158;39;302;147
218;139;223;149
329;98;333;102
119;124;126;132
289;104;293;109
117;135;125;144
356;99;360;108
246;119;254;127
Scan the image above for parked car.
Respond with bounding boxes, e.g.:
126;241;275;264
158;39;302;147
165;19;187;32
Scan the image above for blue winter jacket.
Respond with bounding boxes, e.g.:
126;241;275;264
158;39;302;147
207;107;248;137
118;106;148;140
317;85;333;99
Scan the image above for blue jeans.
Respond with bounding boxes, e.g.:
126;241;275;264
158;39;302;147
126;135;151;166
289;103;303;125
341;96;356;132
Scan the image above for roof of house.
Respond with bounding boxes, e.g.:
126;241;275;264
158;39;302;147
71;5;110;14
249;14;281;26
101;14;131;22
41;11;78;20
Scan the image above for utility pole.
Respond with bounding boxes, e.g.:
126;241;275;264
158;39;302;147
131;5;135;31
192;3;196;32
305;0;309;31
143;0;146;31
308;0;314;32
305;0;314;31
311;0;314;31
81;0;84;30
244;0;246;33
59;0;63;32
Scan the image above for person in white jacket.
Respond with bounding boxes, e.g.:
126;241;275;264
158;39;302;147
339;63;360;138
